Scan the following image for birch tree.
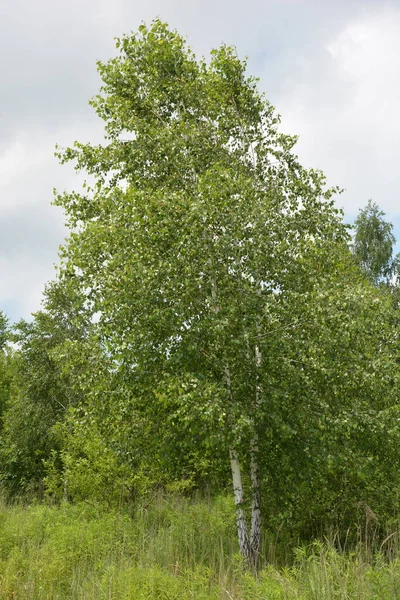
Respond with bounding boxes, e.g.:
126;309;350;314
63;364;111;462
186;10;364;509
54;20;390;566
353;200;400;285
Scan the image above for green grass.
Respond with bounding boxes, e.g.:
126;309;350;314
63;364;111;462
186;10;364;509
1;496;400;599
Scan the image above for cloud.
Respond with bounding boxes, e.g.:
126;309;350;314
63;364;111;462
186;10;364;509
273;5;400;219
0;0;399;320
0;125;94;320
0;255;53;321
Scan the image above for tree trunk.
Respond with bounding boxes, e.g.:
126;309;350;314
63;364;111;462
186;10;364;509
224;364;252;565
213;273;255;567
249;342;262;568
250;433;261;568
230;446;251;564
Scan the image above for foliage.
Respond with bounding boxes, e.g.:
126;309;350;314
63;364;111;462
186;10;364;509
0;281;89;496
0;311;9;352
50;19;400;556
256;278;400;533
54;20;345;492
0;311;13;420
352;200;400;285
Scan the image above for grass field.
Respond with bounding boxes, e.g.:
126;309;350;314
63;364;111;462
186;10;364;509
1;495;400;599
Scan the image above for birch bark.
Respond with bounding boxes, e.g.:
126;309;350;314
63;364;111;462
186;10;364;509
211;269;253;565
230;445;251;563
249;343;262;568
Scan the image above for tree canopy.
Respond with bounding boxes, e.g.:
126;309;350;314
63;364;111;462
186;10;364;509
49;20;400;564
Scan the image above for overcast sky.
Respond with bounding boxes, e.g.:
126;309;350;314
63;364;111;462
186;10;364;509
1;0;399;321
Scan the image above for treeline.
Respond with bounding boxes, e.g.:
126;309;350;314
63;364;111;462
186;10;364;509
1;20;400;568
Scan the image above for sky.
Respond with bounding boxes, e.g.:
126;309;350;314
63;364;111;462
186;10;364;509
1;0;400;321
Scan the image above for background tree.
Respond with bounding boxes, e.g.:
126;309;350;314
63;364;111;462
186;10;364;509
0;280;89;496
352;200;400;285
0;310;9;351
0;311;14;428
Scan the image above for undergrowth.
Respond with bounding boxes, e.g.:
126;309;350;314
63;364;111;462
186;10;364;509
0;495;400;599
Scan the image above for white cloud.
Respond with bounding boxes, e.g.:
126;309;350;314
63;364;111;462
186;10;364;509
0;137;54;212
274;6;400;218
1;0;399;320
0;255;52;320
0;122;102;320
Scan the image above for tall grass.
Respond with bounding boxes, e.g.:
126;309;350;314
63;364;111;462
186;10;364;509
1;495;400;599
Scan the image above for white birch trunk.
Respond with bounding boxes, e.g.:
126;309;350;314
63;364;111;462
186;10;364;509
250;433;261;565
211;268;253;566
249;343;262;567
224;363;253;566
230;446;251;564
